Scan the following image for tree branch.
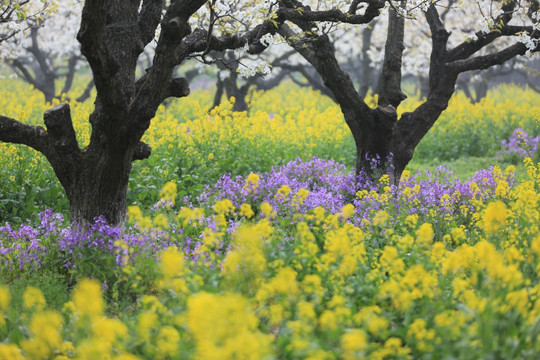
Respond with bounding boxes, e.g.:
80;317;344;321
76;79;95;102
425;4;451;90
0;115;48;154
449;42;530;73
138;0;164;47
447;0;523;61
186;20;282;56
166;77;190;100
132;141;151;161
60;55;81;95
10;59;37;87
43;103;79;154
126;0;207;143
378;4;406;108
27;26;54;77
129;1;280;144
278;0;385;25
277;24;317;65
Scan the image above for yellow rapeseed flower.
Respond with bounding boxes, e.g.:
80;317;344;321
240;203;255;219
159;246;187;292
156;326;180;358
319;310;339;332
341;329;368;359
137;311;158;341
127;205;142;223
0;286;10;311
222;223;271;291
482;200;508;235
21;310;63;359
186;292;272;360
341;204;355;219
295;188;310;205
531;234;540;256
72;279;104;317
277;184;292;198
416;223;434;247
153;213;169;230
213;198;235;214
373;210;390;227
260;202;275;219
159;181;177;207
0;344;24;360
353;305;389;336
407;318;436;352
92;318;128;346
244;172;260;192
23;286;46;310
160;246;184;279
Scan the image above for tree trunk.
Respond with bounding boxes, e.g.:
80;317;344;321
40;76;57;103
26;27;58;103
347;106;398;178
358;22;376;97
474;80;488;103
66;153;132;227
211;76;225;110
31;103;145;227
231;87;250;112
222;72;251;112
10;57;58;103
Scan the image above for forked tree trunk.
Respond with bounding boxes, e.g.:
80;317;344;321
35;103;148;227
10;26;84;104
211;74;251;112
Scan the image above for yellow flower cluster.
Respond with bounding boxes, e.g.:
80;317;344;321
186;292;272;360
244;173;260;192
158;181;177;208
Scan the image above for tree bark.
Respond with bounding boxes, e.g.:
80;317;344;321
223;73;251;112
211;76;225;110
67;151;133;226
358;22;376;97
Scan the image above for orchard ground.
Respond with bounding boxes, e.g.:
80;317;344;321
0;79;539;359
